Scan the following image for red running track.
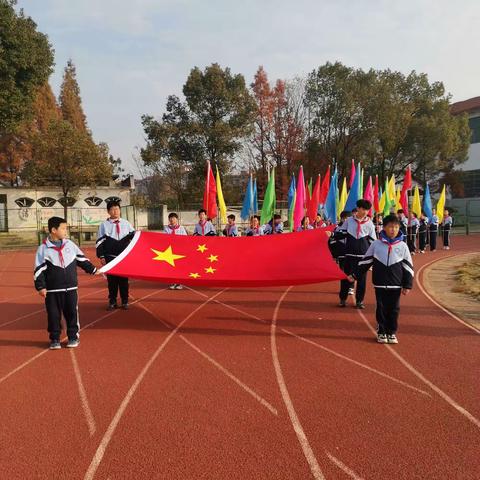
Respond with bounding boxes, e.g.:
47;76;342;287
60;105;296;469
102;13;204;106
0;237;478;479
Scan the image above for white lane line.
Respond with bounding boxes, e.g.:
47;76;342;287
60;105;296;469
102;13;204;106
282;328;430;397
70;349;96;436
325;452;365;480
0;285;107;328
0;292;34;305
84;289;227;480
358;310;480;429
0;288;167;385
179;334;278;416
416;254;480;334
271;287;325;480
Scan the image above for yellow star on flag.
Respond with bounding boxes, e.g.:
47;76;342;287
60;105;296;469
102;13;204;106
207;254;218;262
197;244;208;253
205;267;216;274
189;272;200;279
151;246;186;267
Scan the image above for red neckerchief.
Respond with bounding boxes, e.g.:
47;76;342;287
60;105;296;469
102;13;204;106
169;224;180;234
380;232;403;253
354;217;369;238
109;218;121;237
50;239;66;267
199;220;206;235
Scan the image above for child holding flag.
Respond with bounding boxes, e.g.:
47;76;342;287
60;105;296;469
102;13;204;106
245;215;264;236
442;209;453;250
222;214;239;237
164;212;187;290
193;209;216;236
407;212;419;254
263;214;284;235
352;214;413;344
429;208;439;252
418;212;429;253
297;216;314;232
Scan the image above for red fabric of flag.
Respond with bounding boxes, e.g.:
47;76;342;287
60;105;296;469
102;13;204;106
319;166;330;204
307;174;321;222
203;161;218;219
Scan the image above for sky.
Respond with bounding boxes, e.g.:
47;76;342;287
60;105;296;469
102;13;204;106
18;0;480;177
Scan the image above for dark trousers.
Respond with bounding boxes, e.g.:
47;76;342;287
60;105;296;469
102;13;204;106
45;290;79;341
419;231;427;251
443;228;451;247
375;288;401;335
339;256;366;303
107;275;129;305
429;230;437;251
407;233;417;253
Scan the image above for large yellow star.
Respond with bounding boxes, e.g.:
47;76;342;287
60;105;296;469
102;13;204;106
207;254;218;262
151;246;186;267
205;266;216;274
189;272;200;279
197;244;208;253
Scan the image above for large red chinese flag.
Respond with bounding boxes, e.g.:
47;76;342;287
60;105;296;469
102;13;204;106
100;229;346;287
203;161;217;219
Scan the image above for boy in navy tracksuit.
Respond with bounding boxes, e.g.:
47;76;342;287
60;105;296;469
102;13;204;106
354;214;414;344
334;200;376;308
429;208;439;251
442;209;453;250
34;217;99;349
223;214;239;237
193;209;216;236
96;200;135;310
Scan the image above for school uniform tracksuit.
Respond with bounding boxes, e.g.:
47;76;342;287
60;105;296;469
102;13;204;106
96;218;135;306
429;215;439;251
263;222;284;234
335;216;376;304
407;217;419;253
223;224;239;237
193;221;216;236
418;218;428;252
34;238;97;341
357;232;414;335
442;215;453;248
164;225;188;236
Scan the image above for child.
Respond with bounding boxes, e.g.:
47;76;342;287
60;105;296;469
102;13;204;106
263;214;284;234
396;209;408;239
354;214;413;344
442;209;453;250
164;213;187;290
407;212;419;254
418;212;429;253
328;211;353;295
297;216;314;232
429;208;439;252
96;200;135;310
334;199;376;309
223;214;239;237
193;209;216;236
313;214;326;229
245;215;264;236
35;217;100;349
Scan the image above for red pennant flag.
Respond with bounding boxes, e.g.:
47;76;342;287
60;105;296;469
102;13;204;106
307;174;321;222
203;161;217;219
305;179;311;207
100;229;346;287
373;175;380;213
349;159;356;188
402;165;412;193
319;166;330;204
400;189;409;215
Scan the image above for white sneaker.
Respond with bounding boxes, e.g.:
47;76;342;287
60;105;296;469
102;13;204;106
169;284;176;290
387;334;398;344
175;284;184;290
445;246;450;250
348;288;354;295
377;334;388;344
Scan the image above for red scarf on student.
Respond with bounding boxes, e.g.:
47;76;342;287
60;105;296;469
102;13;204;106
199;220;206;235
169;224;180;234
354;217;369;238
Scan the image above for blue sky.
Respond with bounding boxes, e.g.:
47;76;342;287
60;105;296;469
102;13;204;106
18;0;480;176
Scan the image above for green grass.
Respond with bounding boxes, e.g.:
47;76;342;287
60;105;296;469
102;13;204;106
455;256;480;301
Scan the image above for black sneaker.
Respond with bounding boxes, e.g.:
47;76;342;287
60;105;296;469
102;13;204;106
49;340;61;350
121;303;129;310
338;300;346;308
107;303;117;311
355;302;365;309
66;339;80;348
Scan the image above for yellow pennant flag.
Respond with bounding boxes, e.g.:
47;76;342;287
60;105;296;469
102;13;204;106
436;184;446;223
339;177;348;213
215;166;228;224
379;189;386;212
412;185;422;217
395;187;401;207
388;175;396;207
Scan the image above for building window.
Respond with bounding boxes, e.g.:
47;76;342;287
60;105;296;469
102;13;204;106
14;197;35;208
37;197;57;207
468;116;480;144
84;196;103;207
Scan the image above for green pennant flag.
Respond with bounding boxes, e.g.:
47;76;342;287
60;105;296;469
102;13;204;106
260;167;276;225
308;178;313;196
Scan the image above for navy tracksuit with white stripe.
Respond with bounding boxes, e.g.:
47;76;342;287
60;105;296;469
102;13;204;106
34;238;97;341
96;218;135;306
357;231;414;335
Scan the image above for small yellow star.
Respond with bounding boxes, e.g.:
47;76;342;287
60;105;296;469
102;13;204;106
189;272;200;279
207;254;218;262
197;244;208;253
151;246;186;267
205;266;216;274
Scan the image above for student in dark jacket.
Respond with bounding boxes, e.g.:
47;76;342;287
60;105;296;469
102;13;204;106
35;217;99;349
334;199;376;309
418;212;428;253
353;214;413;344
96;200;135;310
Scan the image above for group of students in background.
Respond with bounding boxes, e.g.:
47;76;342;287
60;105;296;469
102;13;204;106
34;198;454;349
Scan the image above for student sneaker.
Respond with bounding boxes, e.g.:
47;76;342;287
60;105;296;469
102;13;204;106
175;284;184;290
66;339;80;348
355;302;365;309
169;284;176;290
377;334;388;344
107;303;117;311
121;303;129;310
387;334;398;344
49;340;61;350
420;250;425;254
445;246;450;250
347;288;354;295
338;300;346;308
